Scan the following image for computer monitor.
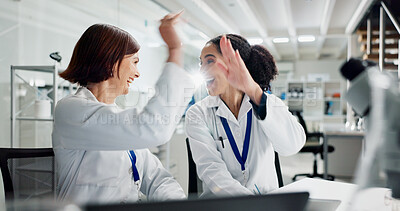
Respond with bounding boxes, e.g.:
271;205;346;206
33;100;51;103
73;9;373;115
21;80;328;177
85;192;309;211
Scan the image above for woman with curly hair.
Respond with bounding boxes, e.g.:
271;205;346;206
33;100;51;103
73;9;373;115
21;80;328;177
185;34;306;197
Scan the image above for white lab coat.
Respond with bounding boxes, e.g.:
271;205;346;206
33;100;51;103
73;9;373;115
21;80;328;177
52;63;195;204
185;93;306;197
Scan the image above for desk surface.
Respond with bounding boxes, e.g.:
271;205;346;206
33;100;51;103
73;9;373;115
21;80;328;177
270;178;391;211
322;130;364;179
321;123;365;136
323;130;364;137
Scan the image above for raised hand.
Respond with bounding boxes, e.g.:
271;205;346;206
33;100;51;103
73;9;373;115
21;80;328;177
217;35;263;105
159;10;184;67
159;10;183;50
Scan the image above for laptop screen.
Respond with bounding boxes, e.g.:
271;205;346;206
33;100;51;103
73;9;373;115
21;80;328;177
85;192;309;211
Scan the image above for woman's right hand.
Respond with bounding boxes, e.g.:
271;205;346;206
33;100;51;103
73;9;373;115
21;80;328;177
218;35;263;105
159;10;184;66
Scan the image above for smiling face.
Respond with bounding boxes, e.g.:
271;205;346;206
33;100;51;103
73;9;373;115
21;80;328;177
109;53;140;95
199;43;230;96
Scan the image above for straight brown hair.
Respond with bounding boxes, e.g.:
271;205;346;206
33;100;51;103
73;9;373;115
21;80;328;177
60;24;140;86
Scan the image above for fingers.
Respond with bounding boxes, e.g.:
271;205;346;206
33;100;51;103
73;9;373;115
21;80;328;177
235;49;246;69
220;35;238;66
161;10;184;23
220;36;231;60
219;36;229;64
227;39;238;66
216;62;229;78
171;9;184;19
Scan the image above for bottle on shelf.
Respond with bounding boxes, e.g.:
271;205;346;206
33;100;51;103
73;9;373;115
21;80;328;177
280;92;286;100
292;88;298;98
299;88;303;99
325;101;333;115
287;88;292;99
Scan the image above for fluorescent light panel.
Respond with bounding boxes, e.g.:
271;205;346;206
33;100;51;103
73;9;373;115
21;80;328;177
298;35;315;42
248;38;264;45
273;37;289;43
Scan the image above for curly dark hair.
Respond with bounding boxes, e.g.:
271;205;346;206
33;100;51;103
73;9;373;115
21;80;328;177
207;34;278;91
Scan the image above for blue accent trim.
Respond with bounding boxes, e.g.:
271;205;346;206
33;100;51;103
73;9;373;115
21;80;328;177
219;110;252;171
128;150;140;182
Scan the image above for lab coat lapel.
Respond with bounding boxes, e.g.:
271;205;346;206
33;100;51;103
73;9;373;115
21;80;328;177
214;96;239;126
212;94;252;124
237;95;252;122
213;95;252;155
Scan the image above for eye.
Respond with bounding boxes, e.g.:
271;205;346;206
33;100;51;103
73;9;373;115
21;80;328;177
131;58;139;65
206;59;214;64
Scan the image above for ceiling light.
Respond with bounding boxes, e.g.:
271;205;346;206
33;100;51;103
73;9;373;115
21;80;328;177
273;37;289;43
248;38;264;45
298;35;316;42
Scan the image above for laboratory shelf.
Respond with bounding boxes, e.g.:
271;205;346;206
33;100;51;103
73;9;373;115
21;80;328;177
16;159;54;173
15;116;54;121
10;64;69;200
11;65;63;73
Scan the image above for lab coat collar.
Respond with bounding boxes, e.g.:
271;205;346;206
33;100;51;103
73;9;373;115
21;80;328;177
75;86;99;103
202;94;252;125
75;87;119;106
237;95;252;122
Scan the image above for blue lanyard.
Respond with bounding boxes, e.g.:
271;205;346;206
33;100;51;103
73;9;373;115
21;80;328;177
220;109;252;171
127;150;140;182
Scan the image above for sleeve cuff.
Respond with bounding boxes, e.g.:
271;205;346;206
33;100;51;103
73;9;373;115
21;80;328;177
250;92;267;120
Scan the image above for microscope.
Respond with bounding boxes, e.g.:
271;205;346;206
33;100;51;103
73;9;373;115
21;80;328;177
340;58;400;207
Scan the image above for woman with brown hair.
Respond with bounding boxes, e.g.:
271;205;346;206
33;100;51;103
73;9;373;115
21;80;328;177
52;12;195;204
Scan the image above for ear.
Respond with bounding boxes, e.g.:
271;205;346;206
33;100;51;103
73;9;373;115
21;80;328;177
112;61;121;79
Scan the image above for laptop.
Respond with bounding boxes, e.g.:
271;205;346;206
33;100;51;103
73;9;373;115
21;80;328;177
85;192;309;211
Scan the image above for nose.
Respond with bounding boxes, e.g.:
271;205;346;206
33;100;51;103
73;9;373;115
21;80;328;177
135;70;140;78
200;64;208;73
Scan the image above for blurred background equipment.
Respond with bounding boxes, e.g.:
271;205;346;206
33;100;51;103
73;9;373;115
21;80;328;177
340;58;400;203
49;52;62;63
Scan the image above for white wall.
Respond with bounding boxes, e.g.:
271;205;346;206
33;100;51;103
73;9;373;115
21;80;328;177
293;59;346;80
0;0;204;147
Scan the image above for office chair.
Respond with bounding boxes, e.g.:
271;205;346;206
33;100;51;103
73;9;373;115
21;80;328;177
186;138;200;195
292;111;335;181
0;148;55;201
186;138;284;196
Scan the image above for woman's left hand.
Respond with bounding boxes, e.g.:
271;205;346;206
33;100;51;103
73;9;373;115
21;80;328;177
159;10;183;50
159;10;184;66
217;35;263;105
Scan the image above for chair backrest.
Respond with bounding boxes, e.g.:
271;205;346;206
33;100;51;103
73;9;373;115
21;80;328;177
0;148;54;201
186;138;199;194
186;138;284;195
293;111;309;136
274;152;284;188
